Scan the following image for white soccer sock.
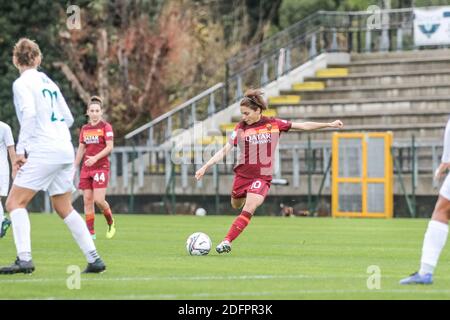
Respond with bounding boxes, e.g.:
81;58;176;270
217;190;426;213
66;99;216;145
64;210;100;263
0;200;4;226
10;208;32;261
419;220;448;275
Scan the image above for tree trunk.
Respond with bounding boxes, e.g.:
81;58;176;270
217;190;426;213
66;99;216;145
96;28;110;110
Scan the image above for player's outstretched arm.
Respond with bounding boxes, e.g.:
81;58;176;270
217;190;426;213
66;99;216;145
195;142;233;181
291;120;343;131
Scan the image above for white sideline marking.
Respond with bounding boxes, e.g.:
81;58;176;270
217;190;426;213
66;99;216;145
118;289;450;299
0;274;310;283
31;289;450;300
1;273;450;284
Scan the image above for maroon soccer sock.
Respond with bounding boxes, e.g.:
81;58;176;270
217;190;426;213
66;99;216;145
103;207;114;225
85;213;95;235
224;210;253;242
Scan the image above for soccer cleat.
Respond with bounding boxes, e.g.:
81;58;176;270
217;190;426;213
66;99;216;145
216;240;232;254
0;257;35;274
82;258;106;274
399;272;433;285
106;220;116;239
0;218;11;238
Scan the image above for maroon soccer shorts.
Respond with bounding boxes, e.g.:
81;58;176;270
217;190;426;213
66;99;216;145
231;175;271;199
78;169;110;190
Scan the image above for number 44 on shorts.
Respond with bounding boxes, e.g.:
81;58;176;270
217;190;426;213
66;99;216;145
93;172;105;183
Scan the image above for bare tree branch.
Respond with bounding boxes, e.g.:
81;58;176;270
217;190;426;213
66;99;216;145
53;61;90;104
137;40;166;111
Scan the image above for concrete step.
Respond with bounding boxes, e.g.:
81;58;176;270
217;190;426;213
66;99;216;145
350;49;450;62
275;96;450;116
316;68;349;77
281;124;445;142
280;83;450;101
291;82;325;91
269;95;301;105
329;57;450;74
286;112;450;127
230;109;277;122
305;69;450;88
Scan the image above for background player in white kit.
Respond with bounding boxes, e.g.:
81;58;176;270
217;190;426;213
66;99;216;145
0;121;16;238
0;38;106;274
400;117;450;284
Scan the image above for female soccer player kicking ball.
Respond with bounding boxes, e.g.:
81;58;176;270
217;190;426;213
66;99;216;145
0;38;105;274
400;117;450;285
195;88;343;254
74;96;116;240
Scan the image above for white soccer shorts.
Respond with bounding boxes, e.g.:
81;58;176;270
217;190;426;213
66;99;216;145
439;173;450;201
0;174;9;197
14;161;75;196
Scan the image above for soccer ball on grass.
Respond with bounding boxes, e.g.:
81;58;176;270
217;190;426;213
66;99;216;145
186;232;212;256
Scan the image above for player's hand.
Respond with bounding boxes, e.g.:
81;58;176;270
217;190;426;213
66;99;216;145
434;163;449;181
195;167;207;181
72;165;77;181
84;156;97;167
329;120;344;129
12;155;26;179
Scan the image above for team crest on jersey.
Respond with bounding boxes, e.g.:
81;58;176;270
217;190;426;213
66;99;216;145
266;123;272;131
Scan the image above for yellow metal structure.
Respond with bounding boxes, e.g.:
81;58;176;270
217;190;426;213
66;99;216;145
332;132;393;218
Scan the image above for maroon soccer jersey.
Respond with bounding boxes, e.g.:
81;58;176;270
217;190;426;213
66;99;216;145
228;116;292;179
79;120;114;171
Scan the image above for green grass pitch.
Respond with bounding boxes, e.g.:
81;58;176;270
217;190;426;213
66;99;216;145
0;214;449;299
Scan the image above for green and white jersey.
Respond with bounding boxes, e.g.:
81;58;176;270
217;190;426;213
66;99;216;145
13;69;74;164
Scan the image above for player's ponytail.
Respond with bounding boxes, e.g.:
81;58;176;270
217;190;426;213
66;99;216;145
88;95;103;108
13;38;42;68
240;88;268;112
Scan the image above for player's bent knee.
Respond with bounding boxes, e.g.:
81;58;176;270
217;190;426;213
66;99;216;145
231;199;245;209
5;197;24;212
5;199;16;213
94;199;107;209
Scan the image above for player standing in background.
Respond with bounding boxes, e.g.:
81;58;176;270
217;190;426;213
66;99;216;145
0;38;105;274
400;117;450;285
0;121;16;238
195;88;343;253
74;96;115;240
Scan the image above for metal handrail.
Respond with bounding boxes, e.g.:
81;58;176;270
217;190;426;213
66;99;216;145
125;82;224;142
123;7;435;148
227;8;415;76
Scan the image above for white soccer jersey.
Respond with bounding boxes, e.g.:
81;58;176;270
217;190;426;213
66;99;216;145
12;69;74;164
0;121;14;176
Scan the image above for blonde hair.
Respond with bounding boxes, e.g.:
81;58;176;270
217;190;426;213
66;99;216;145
240;88;267;111
13;38;42;67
